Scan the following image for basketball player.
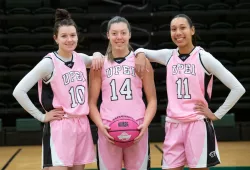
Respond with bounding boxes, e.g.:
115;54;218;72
134;14;245;170
13;9;104;170
89;16;157;170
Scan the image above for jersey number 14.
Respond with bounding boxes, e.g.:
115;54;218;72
110;78;132;101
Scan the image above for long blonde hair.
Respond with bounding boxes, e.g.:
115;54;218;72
105;16;133;61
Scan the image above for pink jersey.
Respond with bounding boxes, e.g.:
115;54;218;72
166;47;213;122
100;52;146;121
38;51;89;116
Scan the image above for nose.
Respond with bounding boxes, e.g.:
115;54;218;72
117;33;122;39
67;36;73;41
176;28;181;35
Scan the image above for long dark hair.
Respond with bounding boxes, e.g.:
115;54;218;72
171;14;197;46
106;16;133;61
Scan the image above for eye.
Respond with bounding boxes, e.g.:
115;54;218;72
171;28;176;31
112;32;116;35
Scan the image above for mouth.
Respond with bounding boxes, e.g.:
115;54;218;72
175;37;185;43
115;42;125;45
65;44;75;47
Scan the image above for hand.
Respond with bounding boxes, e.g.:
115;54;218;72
99;124;114;144
44;108;65;122
134;124;148;143
135;53;148;79
194;102;218;121
92;52;104;70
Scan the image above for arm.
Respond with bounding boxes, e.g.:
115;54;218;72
141;59;157;127
134;60;157;142
201;52;246;119
135;48;173;66
79;52;104;68
88;69;103;128
12;58;54;122
88;68;114;142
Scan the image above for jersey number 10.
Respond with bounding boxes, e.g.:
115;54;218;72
69;85;85;108
110;78;133;101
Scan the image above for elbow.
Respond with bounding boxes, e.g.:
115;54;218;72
89;103;94;111
148;98;157;109
241;86;246;96
136;48;144;51
238;84;246;96
12;87;18;99
12;87;27;101
148;94;157;104
88;100;97;110
153;98;157;106
135;48;145;55
88;98;94;106
93;52;103;57
231;84;246;100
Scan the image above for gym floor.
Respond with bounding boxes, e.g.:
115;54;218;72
1;142;250;170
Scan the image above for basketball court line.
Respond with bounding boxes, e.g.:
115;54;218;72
154;144;163;153
1;148;22;170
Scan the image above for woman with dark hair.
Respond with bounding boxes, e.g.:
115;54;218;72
13;9;103;170
135;14;245;170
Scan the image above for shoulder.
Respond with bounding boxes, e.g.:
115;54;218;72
73;52;85;59
199;48;215;60
74;52;90;59
74;52;91;67
44;52;56;59
35;54;55;75
103;56;111;64
41;53;55;64
163;48;175;54
198;48;220;74
40;54;54;64
76;51;86;56
198;49;216;67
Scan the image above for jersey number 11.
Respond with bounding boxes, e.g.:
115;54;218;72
176;78;191;99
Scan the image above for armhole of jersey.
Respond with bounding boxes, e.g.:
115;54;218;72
71;51;76;62
199;53;211;75
77;52;89;71
42;56;54;84
44;56;51;59
166;50;174;66
43;70;54;84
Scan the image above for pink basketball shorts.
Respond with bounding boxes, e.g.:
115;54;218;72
42;116;96;168
162;119;220;169
97;119;150;170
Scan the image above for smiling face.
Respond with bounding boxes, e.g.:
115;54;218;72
54;25;78;53
170;17;195;48
107;22;131;52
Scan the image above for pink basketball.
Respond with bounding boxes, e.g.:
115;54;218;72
108;116;140;148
